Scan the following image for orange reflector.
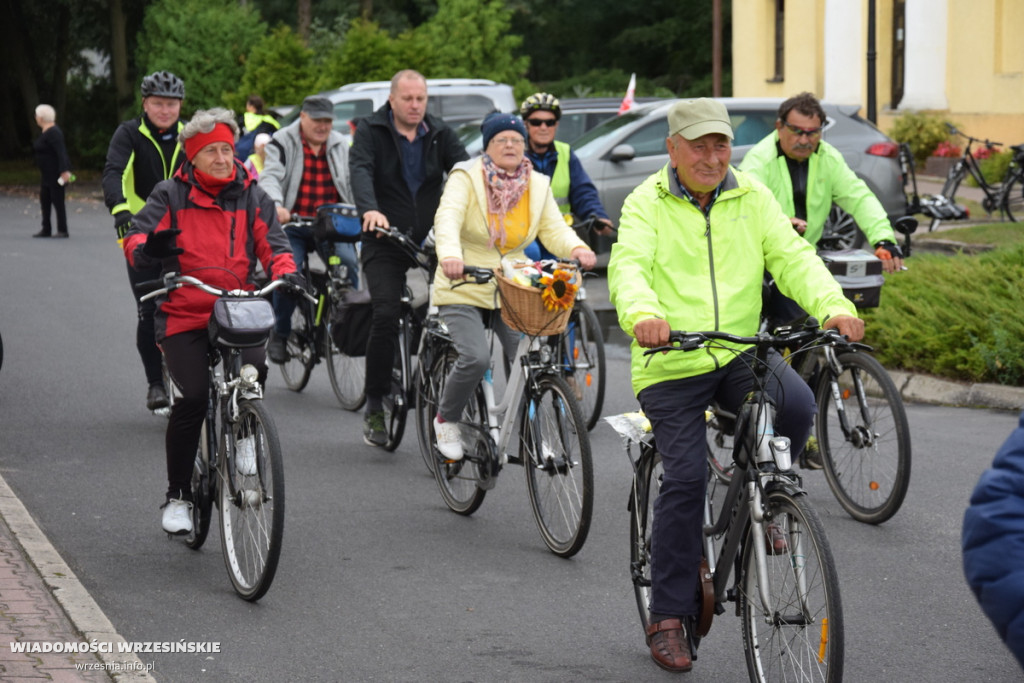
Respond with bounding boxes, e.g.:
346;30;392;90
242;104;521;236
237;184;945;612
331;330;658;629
818;617;829;662
573;347;580;360
585;373;592;387
869;481;880;491
842;389;851;400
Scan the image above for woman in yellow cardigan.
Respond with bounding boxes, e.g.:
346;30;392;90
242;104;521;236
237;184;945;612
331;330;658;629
431;112;597;461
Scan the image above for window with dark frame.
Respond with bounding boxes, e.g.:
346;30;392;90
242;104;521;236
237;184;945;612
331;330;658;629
769;0;785;83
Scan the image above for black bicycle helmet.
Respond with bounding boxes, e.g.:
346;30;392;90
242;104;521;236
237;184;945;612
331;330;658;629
140;71;185;99
520;92;561;121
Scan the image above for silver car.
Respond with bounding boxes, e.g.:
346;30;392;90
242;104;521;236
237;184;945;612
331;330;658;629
574;97;907;249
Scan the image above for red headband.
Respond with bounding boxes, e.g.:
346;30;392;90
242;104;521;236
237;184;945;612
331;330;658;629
183;123;235;161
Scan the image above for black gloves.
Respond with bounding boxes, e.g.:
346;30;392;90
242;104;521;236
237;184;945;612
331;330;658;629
873;241;904;260
114;212;133;241
281;271;307;292
142;228;184;260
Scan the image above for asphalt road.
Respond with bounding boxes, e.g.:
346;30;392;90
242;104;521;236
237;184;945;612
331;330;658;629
0;192;1021;681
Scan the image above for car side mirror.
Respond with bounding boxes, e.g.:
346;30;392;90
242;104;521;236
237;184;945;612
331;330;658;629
609;144;636;162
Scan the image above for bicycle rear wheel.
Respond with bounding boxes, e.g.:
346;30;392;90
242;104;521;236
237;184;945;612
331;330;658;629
185;418;213;550
629;447;661;633
739;488;843;683
432;374;490;515
564;302;606;431
1002;171;1024;222
521;375;594;558
219;399;284;601
815;352;911;524
325;329;365;411
280;305;314;391
415;343;447;475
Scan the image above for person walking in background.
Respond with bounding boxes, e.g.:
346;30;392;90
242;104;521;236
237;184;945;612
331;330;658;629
32;104;73;238
349;69;468;447
236;94;280;161
963;411;1024;672
260;95;356;364
244;132;271;181
102;71;187;412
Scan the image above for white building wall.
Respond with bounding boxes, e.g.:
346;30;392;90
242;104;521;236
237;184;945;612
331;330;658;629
822;0;864;104
899;0;949;109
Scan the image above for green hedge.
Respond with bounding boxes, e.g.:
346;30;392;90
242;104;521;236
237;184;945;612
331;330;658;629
862;243;1024;385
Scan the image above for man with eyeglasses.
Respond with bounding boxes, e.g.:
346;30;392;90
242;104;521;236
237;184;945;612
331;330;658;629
740;91;903;468
519;93;614;237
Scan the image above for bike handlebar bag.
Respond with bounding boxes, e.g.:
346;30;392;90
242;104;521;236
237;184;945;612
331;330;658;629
314;203;362;243
819;249;884;309
208;297;276;347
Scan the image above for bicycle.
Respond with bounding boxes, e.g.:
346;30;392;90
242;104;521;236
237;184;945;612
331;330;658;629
546;215;608;431
926;123;1012;231
278;205;366;411
613;323;844;681
139;272;312;601
416;263;594;558
365;225;434;452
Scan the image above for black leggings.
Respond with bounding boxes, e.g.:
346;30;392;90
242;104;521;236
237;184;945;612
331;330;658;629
161;330;266;501
125;261;164;387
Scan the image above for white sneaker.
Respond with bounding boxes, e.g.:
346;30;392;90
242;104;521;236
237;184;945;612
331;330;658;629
236;435;257;476
433;416;463;461
162;499;193;535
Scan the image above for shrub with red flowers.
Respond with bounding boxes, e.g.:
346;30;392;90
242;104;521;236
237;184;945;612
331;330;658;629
973;145;996;160
932;141;962;158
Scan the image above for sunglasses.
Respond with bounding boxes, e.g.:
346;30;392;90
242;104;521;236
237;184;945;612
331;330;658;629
526;118;558;128
781;120;823;137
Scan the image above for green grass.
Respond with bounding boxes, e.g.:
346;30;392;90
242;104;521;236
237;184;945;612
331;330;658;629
913;221;1024;248
862;239;1024;385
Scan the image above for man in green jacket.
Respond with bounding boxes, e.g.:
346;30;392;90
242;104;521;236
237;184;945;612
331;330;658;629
740;92;904;324
608;98;863;674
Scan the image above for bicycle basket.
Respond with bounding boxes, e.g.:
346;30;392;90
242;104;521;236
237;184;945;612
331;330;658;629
314;203;362;243
495;269;575;337
208;297;275;348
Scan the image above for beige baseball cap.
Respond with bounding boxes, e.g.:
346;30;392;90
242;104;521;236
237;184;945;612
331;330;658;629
668;98;733;140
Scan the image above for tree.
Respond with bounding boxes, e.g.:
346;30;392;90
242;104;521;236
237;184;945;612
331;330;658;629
135;0;267;113
227;25;318;110
320;19;403;88
412;0;528;83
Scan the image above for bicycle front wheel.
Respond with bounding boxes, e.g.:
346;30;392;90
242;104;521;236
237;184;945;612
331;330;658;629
629;447;661;633
521;375;594;558
325;329;366;411
739;488;843;683
1002;171;1024;223
706;404;736;484
565;302;606;431
280;305;313;391
415;343;446;475
219;399;284;601
815;352;911;524
381;326;410;452
185;418;213;550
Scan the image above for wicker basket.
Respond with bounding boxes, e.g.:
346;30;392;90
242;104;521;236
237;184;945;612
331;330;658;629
495;270;575;336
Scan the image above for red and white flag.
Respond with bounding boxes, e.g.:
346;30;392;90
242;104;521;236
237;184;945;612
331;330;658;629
618;73;636;114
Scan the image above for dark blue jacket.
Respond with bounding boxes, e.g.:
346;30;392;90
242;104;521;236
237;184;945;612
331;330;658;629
963;410;1024;671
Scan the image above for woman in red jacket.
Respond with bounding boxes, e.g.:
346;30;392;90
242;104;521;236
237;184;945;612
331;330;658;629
123;108;298;535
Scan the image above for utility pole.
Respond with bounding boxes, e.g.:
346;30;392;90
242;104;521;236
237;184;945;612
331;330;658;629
712;0;722;97
866;0;877;123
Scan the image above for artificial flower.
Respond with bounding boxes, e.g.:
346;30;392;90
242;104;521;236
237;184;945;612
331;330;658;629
540;269;578;311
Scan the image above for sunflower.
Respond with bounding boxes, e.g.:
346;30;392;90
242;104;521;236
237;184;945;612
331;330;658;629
539;269;578;311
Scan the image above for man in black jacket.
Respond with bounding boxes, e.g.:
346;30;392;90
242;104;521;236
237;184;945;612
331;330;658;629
102;71;187;411
350;69;468;447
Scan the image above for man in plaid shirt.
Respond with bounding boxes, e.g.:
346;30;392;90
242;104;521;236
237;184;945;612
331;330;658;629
261;96;356;363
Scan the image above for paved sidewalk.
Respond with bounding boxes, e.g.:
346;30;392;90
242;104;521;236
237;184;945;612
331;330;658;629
0;475;155;682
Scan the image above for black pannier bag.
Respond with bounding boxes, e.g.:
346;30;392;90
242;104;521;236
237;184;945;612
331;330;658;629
330;288;372;356
314;203;362;243
208;297;276;348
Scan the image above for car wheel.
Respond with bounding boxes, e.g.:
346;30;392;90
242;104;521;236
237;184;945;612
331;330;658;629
819;205;866;251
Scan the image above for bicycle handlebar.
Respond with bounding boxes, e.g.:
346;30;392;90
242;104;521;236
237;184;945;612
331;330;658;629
370;225;433;271
641;320;872;358
945;122;1002;149
135;272;313;303
450;266;496;288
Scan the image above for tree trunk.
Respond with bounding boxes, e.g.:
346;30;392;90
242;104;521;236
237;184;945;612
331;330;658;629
50;4;72;118
109;0;133;120
1;0;41;153
298;0;311;42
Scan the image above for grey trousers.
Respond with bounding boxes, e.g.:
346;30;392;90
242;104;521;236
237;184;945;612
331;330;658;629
436;304;519;422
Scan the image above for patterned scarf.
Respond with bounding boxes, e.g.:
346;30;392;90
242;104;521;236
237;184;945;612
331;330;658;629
481;153;531;249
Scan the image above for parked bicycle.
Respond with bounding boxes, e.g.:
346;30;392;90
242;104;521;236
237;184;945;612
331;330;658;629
614;323;844;681
416;263;594;558
139;272;311;601
924;123;1021;231
278;205;367;411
